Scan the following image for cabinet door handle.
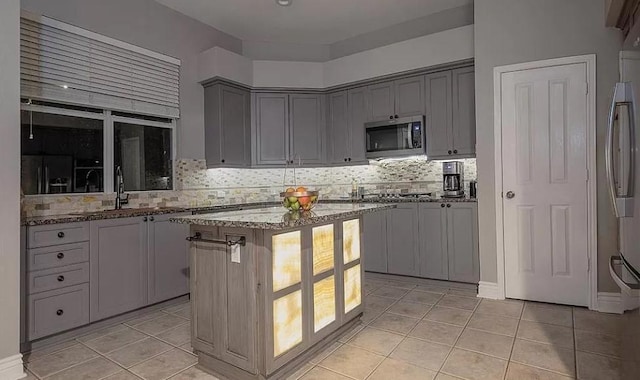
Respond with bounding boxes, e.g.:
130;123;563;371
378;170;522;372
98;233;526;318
57;232;65;238
56;309;64;316
348;158;351;162
57;252;65;259
447;204;451;208
221;159;225;163
149;216;155;222
448;150;452;155
344;158;348;162
389;115;394;120
57;275;65;282
394;114;399;119
441;203;445;208
453;149;458;154
143;217;148;222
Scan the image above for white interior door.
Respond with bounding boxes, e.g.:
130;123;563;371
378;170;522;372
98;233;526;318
501;63;589;306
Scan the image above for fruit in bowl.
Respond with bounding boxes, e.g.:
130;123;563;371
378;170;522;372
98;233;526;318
280;186;319;212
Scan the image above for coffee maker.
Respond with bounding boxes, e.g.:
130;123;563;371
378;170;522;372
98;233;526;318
442;161;464;198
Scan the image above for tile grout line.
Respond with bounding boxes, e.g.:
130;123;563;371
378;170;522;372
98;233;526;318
435;298;481;380
501;300;525;380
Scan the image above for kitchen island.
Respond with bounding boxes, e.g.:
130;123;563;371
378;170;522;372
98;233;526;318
170;204;393;380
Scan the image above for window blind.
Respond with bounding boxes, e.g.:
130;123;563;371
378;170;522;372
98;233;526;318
20;13;181;118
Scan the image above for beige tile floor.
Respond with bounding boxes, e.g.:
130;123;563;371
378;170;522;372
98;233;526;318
22;276;627;380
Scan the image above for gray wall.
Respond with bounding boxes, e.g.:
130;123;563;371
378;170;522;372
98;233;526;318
329;4;474;60
20;0;243;160
242;4;473;62
0;0;22;370
474;0;623;292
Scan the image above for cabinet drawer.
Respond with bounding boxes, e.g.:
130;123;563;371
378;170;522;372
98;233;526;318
28;284;89;340
28;263;89;295
27;242;89;271
28;222;89;248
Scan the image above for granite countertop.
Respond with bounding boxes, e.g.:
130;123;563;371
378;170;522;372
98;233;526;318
22;197;477;226
170;204;395;230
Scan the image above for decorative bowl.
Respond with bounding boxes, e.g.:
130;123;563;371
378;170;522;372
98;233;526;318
280;190;319;212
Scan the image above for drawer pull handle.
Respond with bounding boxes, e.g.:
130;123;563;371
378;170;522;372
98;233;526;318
57;275;65;282
57;252;65;259
57;232;65;238
447;204;451;208
56;309;64;316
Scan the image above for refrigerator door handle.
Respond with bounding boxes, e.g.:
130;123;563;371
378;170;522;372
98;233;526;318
37;166;42;195
606;85;621;217
44;166;49;194
606;83;636;217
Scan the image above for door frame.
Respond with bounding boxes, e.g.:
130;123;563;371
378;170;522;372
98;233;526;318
493;54;597;309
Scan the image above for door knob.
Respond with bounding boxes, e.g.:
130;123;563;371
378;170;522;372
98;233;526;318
506;191;515;199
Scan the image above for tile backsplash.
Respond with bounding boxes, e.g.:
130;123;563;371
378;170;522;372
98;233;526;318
23;157;476;217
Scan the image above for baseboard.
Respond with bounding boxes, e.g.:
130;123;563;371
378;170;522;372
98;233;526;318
597;292;623;314
0;354;25;380
478;281;501;299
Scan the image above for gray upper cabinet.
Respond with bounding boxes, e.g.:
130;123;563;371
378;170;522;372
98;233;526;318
90;216;148;322
425;67;476;159
363;210;387;273
386;204;419;276
451;67;476;157
395;76;425;118
289;94;325;165
368;81;395;121
447;203;479;283
348;87;368;163
328;89;368;165
368;78;425;121
254;93;289;165
204;84;251;168
254;92;326;166
328;91;350;165
148;214;190;304
425;71;453;159
418;203;449;280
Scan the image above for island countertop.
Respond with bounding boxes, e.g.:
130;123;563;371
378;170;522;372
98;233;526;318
169;203;395;230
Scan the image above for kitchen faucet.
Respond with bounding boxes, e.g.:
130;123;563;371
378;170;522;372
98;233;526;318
115;165;129;210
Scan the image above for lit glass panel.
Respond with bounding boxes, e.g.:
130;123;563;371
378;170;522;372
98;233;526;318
273;290;303;357
312;224;334;275
272;231;301;292
343;219;361;264
344;264;362;313
313;275;336;332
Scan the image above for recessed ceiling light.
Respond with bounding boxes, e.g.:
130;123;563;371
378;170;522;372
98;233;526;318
276;0;292;6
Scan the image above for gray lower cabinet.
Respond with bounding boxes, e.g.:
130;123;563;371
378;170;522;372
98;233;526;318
364;203;479;284
253;92;326;166
425;67;476;159
191;228;256;373
148;214;190;304
363;209;388;273
90;214;190;322
386;204;419;276
446;203;479;283
418;204;449;280
90;217;148;322
204;83;251;168
25;222;91;340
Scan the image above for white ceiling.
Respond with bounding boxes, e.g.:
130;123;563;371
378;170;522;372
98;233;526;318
155;0;472;45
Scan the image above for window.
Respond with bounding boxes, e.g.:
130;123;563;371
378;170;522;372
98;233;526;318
20;100;175;195
21;110;104;195
114;121;173;191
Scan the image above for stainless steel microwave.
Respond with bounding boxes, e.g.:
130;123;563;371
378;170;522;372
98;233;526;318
365;115;425;159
